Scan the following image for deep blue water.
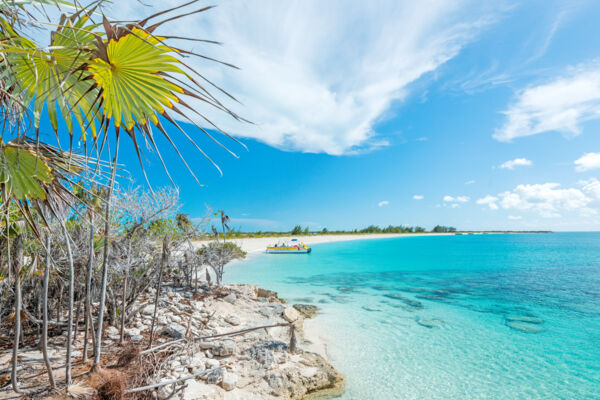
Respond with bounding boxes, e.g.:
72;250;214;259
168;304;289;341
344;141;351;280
226;233;600;399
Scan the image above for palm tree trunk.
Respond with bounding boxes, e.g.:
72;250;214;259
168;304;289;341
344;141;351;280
93;133;120;370
42;235;56;389
119;267;128;344
11;234;23;394
148;236;168;349
74;298;82;342
61;221;75;386
87;306;96;358
83;211;94;362
56;281;63;324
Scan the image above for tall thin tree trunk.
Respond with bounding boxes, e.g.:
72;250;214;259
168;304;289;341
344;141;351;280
42;235;56;389
56;281;63;324
61;221;75;386
73;298;82;342
119;267;128;344
11;234;23;394
120;239;133;344
216;263;223;288
148;236;168;349
87;306;96;358
83;211;94;362
93;133;120;370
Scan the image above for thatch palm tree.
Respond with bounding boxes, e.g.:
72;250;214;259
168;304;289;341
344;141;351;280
1;0;245;375
72;185;103;362
0;138;90;390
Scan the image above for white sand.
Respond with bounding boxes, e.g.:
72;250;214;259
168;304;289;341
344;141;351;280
226;233;453;254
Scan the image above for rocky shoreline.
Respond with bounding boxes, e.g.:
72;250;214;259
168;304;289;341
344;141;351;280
140;283;344;399
0;284;344;399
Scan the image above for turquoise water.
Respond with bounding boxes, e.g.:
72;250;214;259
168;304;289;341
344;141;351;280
226;233;600;399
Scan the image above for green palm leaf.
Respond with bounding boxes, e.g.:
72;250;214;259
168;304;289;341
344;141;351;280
0;144;53;200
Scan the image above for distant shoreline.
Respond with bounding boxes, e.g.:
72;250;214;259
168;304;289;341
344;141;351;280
208;231;552;254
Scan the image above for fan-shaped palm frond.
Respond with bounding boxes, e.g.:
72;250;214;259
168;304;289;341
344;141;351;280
0;137;91;234
1;1;247;180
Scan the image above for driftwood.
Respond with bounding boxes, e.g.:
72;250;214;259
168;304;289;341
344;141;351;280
124;367;223;393
140;322;294;356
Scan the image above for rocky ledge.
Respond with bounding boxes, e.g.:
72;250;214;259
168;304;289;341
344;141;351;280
127;284;344;399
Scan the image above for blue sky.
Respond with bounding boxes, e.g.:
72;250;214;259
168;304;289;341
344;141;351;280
39;0;600;231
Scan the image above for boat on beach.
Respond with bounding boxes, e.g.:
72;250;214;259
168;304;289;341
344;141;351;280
266;238;312;254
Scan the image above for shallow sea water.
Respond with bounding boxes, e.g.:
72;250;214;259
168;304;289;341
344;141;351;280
226;233;600;399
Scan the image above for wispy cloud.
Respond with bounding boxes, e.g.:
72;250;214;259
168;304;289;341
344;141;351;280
494;62;600;142
508;215;522;220
378;200;390;207
575;152;600;172
118;1;504;155
465;180;476;185
443;195;470;203
413;195;424;200
499;157;532;170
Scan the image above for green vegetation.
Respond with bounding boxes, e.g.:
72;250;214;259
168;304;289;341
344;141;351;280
0;0;243;393
432;225;457;233
197;241;247;287
222;224;456;238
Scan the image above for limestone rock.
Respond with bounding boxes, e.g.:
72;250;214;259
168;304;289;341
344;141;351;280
225;315;241;326
205;367;223;384
182;379;206;400
259;303;285;318
221;371;238;391
165;322;186;339
223;293;237;304
124;327;141;337
293;304;318;318
212;339;236;357
257;288;278;299
141;304;155;315
188;355;205;369
283;307;300;323
278;352;344;398
130;335;143;342
105;326;119;336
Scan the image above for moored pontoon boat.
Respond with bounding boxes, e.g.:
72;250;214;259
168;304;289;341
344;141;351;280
266;238;311;254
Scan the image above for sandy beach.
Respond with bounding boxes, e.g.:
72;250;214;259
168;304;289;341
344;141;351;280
227;233;454;254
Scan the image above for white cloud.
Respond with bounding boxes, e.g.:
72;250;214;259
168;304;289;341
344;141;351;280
495;62;600;142
476;195;499;210
478;181;599;218
508;215;522;220
465;180;476;185
116;1;503;155
575;152;600;172
378;200;390;207
413;195;424;200
499;158;532;170
444;195;470;203
581;178;600;199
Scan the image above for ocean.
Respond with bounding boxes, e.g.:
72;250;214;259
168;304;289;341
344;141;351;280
226;233;600;399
